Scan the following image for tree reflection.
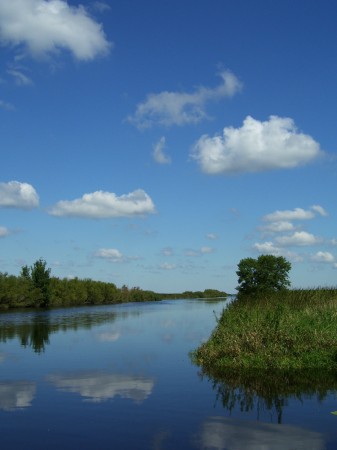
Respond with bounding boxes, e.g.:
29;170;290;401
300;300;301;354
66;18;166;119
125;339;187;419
199;367;337;424
0;309;122;353
19;317;50;353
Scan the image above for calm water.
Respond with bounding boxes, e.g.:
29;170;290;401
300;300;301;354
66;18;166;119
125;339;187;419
0;299;336;450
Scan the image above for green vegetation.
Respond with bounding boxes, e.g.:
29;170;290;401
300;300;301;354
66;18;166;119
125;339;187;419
0;259;227;310
236;254;291;295
192;288;337;370
21;258;51;307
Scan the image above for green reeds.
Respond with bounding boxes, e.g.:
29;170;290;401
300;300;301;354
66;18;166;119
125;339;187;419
192;288;337;370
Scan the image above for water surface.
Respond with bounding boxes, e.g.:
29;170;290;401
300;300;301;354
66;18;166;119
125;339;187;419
0;299;336;449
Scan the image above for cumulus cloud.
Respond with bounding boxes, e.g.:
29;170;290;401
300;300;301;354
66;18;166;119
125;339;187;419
275;231;321;247
95;248;124;261
253;241;281;255
48;189;156;218
153;136;171;164
191;115;322;174
311;251;335;263
311;205;328;217
254;242;303;262
94;248;139;263
259;221;295;233
0;181;39;209
128;70;242;128
263;207;320;222
0;0;112;61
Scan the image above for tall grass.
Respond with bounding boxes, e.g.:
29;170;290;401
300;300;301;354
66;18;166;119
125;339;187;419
192;288;337;370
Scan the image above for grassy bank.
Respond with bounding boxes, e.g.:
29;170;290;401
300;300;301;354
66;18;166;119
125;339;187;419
192;288;337;370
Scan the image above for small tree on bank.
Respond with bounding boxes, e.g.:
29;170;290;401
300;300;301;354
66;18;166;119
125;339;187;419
21;258;51;307
236;254;291;296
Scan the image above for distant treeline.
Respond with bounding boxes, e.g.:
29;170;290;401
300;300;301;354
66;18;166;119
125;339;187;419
0;269;227;310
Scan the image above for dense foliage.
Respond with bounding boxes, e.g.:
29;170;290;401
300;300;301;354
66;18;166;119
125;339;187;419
0;260;227;310
236;255;291;295
21;258;51;307
192;288;337;370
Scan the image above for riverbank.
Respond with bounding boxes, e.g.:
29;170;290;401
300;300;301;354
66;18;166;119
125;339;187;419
0;272;227;310
192;288;337;370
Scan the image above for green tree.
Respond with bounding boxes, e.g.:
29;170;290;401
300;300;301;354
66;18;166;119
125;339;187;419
236;254;291;295
21;259;51;307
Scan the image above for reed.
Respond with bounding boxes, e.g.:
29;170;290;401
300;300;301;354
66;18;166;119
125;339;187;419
192;288;337;370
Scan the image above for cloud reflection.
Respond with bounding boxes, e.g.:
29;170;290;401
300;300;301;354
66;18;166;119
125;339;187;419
47;371;154;404
0;381;36;411
96;331;121;342
196;416;325;450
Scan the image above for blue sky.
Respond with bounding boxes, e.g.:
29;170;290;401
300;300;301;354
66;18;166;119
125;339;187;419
0;0;336;293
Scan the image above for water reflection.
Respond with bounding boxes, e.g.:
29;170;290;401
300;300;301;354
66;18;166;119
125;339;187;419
0;380;36;411
198;368;337;424
197;416;325;450
0;307;134;353
47;371;154;404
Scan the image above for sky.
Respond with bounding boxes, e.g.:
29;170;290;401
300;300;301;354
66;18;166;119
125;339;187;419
0;0;336;293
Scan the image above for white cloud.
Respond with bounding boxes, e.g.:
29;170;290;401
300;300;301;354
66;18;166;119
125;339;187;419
94;248;140;263
310;205;328;217
0;226;10;237
263;207;316;222
0;0;112;61
253;241;303;262
92;2;111;13
0;181;39;209
311;251;335;263
159;262;176;270
253;241;281;255
48;189;156;218
95;248;124;262
153;136;171;164
259;221;295;233
0;99;15;110
7;69;33;86
185;247;215;257
128;70;242;128
161;247;173;256
191;115;322;174
200;246;214;254
276;231;321;247
206;233;218;240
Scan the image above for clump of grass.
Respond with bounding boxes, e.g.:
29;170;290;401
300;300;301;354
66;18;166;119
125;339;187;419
192;288;337;370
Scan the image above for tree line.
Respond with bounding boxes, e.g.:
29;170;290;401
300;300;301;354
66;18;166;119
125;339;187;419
0;259;227;310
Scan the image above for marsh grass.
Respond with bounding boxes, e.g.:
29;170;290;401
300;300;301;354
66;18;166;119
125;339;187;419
192;288;337;370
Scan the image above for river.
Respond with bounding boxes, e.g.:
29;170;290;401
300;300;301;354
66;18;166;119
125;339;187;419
0;299;336;449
